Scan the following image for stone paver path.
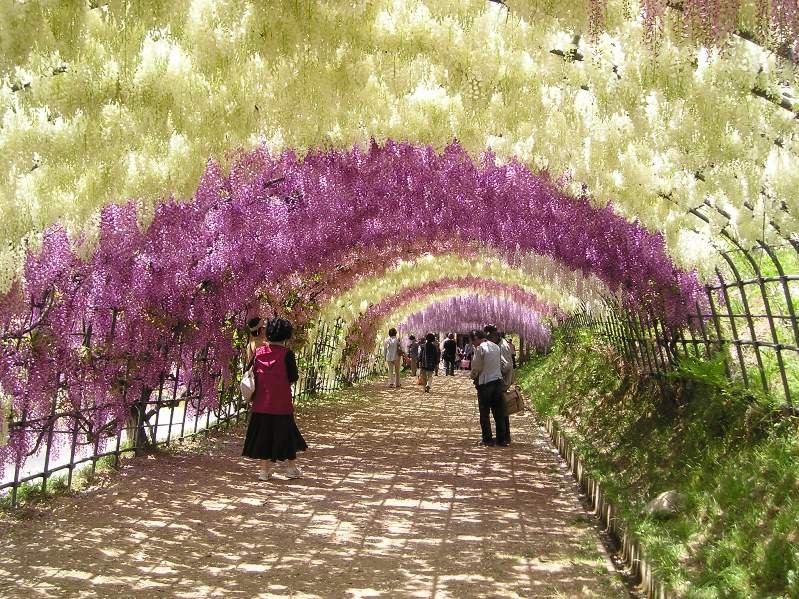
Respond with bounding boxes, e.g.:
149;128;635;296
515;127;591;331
0;373;627;598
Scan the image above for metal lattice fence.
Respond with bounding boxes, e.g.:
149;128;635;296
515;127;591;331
0;317;382;507
562;242;799;408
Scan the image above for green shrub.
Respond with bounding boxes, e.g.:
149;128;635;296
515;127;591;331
517;329;799;597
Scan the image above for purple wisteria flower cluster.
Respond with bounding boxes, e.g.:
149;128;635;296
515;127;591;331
399;295;553;350
0;140;702;470
344;276;561;358
595;0;799;55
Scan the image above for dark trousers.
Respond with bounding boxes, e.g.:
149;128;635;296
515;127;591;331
444;357;456;375
477;380;507;444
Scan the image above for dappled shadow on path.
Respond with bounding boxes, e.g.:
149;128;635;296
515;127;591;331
0;373;627;598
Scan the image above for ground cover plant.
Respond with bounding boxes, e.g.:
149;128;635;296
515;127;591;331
517;329;799;597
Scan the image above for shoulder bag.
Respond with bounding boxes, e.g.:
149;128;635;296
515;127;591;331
240;355;256;400
502;385;525;416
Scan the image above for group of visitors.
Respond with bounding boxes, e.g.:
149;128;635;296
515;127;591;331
383;324;517;445
239;316;518;483
384;329;516;380
383;328;441;393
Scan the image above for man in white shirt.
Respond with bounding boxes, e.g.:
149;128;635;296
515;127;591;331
383;327;403;388
487;325;514;444
470;329;508;446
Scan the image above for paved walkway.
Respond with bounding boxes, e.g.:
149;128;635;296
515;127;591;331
0;373;627;598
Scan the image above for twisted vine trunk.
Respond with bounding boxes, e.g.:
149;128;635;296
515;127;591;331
127;386;155;456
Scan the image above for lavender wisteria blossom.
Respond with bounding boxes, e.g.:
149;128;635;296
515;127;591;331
591;0;799;54
400;295;552;350
0;140;702;470
344;276;560;357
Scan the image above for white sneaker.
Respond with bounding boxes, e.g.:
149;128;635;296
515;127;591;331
285;465;302;479
257;471;273;481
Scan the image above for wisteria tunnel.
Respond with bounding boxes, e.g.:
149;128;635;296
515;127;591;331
0;2;798;598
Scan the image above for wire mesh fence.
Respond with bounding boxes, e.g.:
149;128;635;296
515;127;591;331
0;317;383;508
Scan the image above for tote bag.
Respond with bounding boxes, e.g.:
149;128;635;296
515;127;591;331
502;386;525;416
240;367;256;400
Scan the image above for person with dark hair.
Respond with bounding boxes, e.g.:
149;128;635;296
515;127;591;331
418;332;441;393
434;333;442;376
407;335;420;377
242;318;308;480
471;328;508;446
442;332;457;376
383;327;403;388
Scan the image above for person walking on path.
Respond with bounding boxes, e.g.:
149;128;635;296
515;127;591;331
506;335;517;368
442;333;457;376
383;327;404;388
470;329;508;446
407;335;420;377
435;334;441;376
242;318;308;481
418;332;441;393
462;339;474;370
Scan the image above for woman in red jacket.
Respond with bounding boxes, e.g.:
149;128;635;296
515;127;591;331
242;318;307;481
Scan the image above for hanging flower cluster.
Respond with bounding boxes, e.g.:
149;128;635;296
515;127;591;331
0;140;703;471
254;238;448;334
1;0;797;287
399;294;553;349
342;276;561;358
318;250;608;330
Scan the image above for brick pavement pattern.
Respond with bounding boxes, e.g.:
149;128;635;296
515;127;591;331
0;373;626;598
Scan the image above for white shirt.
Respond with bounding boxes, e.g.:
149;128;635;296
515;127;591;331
471;340;503;386
383;336;401;361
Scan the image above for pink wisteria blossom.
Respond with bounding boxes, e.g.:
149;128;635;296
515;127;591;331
0;140;702;470
400;295;552;350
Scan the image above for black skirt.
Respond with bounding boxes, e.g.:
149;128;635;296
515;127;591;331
242;412;308;462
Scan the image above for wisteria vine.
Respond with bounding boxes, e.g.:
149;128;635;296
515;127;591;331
0;140;702;469
343;276;560;359
1;0;797;285
399;295;553;350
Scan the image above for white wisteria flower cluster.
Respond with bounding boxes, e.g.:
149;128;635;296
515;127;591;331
0;0;797;288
